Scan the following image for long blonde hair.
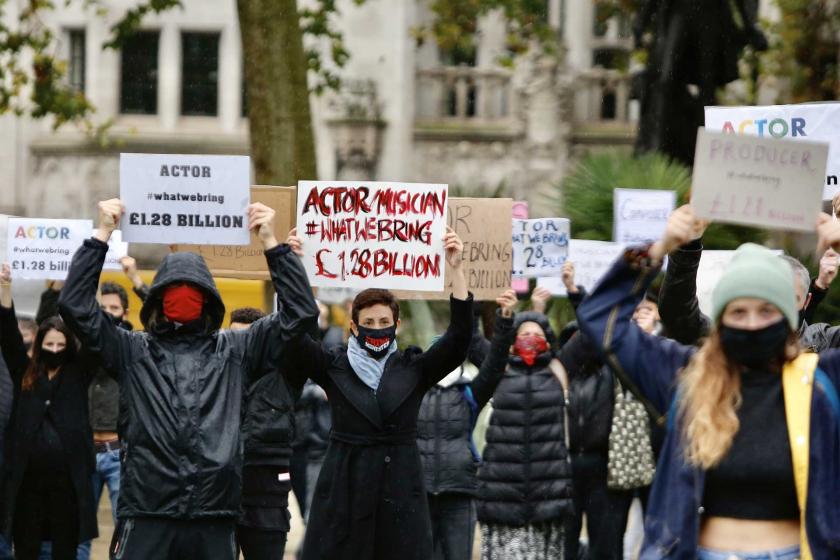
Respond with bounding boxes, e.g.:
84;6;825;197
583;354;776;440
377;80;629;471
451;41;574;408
678;329;799;469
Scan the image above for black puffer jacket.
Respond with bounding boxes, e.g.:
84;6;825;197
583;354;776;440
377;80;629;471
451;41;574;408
417;311;514;496
58;239;318;519
559;332;614;456
476;313;574;526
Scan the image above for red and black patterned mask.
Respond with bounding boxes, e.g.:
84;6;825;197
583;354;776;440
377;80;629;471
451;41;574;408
513;334;549;366
355;325;397;359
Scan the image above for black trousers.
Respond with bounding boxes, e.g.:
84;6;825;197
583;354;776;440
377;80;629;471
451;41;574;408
428;493;476;560
13;469;79;560
110;518;236;560
236;465;292;560
564;455;633;560
237;526;288;560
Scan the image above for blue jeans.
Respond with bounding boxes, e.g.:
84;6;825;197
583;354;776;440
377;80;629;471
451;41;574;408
40;449;121;560
697;545;800;560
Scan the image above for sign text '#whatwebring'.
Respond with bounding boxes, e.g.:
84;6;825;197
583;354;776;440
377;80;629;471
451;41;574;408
705;103;840;199
297;181;448;291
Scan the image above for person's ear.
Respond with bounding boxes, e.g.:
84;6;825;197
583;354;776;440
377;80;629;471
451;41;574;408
395;318;401;335
350;321;359;337
804;293;813;311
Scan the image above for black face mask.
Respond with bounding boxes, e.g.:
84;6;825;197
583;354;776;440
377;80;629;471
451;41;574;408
355;325;397;359
40;349;68;370
719;319;790;370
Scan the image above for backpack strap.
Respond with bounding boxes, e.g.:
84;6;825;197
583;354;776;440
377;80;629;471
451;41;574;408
461;385;481;462
549;359;572;461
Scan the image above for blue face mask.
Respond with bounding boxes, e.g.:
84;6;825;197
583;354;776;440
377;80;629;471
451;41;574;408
719;318;789;370
354;325;397;359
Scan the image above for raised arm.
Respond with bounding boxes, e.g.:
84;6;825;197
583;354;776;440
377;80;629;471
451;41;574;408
470;291;516;409
658;238;712;345
576;206;699;414
0;264;30;382
58;199;134;374
419;229;473;387
35;282;62;325
121;256;150;302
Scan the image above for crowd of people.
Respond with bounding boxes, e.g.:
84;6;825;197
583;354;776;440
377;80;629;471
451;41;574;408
0;196;839;560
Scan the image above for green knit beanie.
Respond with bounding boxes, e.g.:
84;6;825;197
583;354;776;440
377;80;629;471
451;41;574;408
711;243;797;330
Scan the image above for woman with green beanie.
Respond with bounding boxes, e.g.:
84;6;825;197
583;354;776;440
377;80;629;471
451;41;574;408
576;205;840;560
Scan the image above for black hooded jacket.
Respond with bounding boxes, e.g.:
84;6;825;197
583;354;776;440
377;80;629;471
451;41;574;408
58;238;318;520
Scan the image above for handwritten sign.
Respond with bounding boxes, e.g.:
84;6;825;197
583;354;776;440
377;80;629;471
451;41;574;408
697;249;783;316
613;188;676;244
511;201;530;293
537;239;625;297
182;186;296;279
512;218;570;278
706;103;840;199
102;230;129;271
691;129;828;232
120;153;251;245
297;181;448;291
393;197;513;300
7;218;92;280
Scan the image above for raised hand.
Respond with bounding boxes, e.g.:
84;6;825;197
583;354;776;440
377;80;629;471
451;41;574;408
286;227;303;257
817;248;840;290
0;262;10;285
651;205;708;261
530;286;552;314
561;261;578;295
247;202;278;250
496;289;518;318
817;213;840;256
444;226;464;269
0;263;11;309
95;199;125;242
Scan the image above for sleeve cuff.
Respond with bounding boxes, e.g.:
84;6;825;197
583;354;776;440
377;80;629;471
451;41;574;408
85;237;109;251
265;244;292;258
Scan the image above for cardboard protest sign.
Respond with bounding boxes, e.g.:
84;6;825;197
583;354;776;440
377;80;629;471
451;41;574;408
512;218;570;278
297;181;449;291
705;103;840;199
102;230;129;271
696;249;783;316
182;186;296;279
691;129;828;232
613;188;676;244
120;153;251;245
511;202;530;293
537;239;625;297
7;218;92;280
394;197;513;300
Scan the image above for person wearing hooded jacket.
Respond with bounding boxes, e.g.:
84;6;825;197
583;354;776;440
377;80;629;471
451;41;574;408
278;227;473;560
57;199;319;560
476;310;574;560
417;289;517;560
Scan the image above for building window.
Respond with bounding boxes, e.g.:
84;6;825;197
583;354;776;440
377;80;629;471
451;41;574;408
120;31;160;115
242;58;248;118
67;29;85;93
181;32;220;117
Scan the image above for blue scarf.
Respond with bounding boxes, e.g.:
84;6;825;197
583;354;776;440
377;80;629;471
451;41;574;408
347;336;397;392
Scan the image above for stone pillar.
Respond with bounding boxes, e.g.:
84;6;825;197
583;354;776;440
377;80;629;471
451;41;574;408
159;24;180;130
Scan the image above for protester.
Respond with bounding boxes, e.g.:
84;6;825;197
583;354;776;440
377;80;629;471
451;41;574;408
476;308;574;560
228;306;301;560
279;227;473;560
0;264;98;560
658;220;839;350
56;199;319;560
0;353;11;560
577;205;840;558
418;289;517;560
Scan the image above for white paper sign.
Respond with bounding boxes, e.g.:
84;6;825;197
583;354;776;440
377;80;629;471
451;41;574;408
511;218;570;278
706;103;840;199
119;153;251;245
0;214;12;262
296;181;449;291
102;230;129;271
7;218;93;280
697;249;783;316
613;188;676;244
691;129;828;232
537;239;625;296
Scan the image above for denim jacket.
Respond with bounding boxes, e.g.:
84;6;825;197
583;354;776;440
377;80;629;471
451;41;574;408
576;252;840;559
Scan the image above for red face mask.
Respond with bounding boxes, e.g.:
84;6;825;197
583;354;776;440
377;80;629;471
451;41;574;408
513;334;549;366
162;283;205;324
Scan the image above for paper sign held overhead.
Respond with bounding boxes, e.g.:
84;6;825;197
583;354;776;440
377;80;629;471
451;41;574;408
119;153;251;245
511;218;570;278
613;188;676;244
705;103;840;199
297;181;448;292
691;128;828;232
181;186;297;280
395;197;513;300
511;202;530;293
537;240;625;297
102;230;129;271
7;218;93;280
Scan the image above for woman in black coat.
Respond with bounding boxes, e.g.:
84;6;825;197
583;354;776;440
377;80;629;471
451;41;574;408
0;264;97;560
476;311;574;560
280;228;473;560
